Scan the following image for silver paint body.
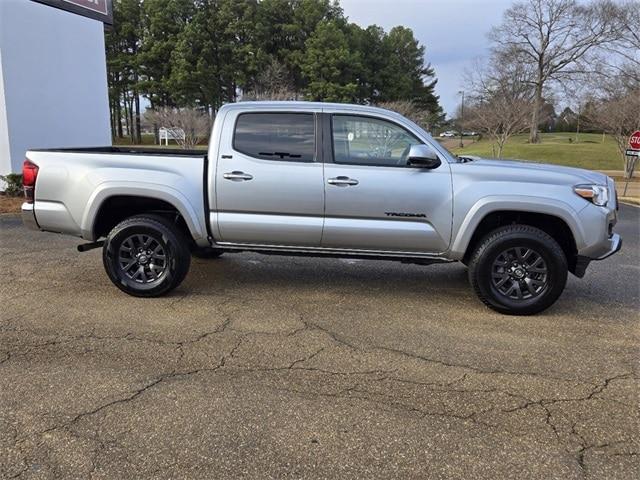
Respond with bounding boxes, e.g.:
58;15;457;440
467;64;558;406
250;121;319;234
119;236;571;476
23;101;620;262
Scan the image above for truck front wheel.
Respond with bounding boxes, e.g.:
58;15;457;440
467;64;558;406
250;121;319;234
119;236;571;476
468;224;568;315
102;215;191;297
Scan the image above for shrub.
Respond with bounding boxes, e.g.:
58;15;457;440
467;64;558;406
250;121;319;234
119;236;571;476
0;173;23;197
143;108;211;149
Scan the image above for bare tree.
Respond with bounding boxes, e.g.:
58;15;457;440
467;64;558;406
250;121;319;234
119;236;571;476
144;108;210;149
376;100;442;132
489;0;619;144
241;88;299;101
243;59;300;101
462;60;535;158
583;85;640;180
599;0;640;84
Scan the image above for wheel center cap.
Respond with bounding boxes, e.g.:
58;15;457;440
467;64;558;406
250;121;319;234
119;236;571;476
513;268;525;278
138;254;149;264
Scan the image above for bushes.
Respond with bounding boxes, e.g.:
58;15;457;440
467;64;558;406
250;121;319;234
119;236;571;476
0;173;23;197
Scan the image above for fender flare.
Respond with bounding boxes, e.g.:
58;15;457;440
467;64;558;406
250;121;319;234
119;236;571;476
80;181;207;242
448;195;586;259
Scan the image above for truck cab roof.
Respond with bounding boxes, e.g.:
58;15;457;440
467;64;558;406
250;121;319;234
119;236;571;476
221;101;407;120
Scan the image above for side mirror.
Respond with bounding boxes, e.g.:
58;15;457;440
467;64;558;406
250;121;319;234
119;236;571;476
407;144;441;169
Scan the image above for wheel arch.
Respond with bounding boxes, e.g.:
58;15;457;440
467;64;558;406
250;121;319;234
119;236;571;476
82;184;208;245
451;198;584;273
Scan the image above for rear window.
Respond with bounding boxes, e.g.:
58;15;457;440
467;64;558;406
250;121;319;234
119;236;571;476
233;113;315;162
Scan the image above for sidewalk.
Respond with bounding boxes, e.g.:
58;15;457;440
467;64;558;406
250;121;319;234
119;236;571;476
597;170;638;180
596;171;638;200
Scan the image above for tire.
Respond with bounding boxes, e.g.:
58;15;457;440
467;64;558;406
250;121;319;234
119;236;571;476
102;215;191;297
192;247;224;259
468;224;568;315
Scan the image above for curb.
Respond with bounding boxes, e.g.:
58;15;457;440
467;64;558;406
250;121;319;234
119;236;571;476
619;197;640;207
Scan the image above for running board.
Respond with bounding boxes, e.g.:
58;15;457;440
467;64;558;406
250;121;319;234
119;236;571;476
77;240;104;252
218;245;454;265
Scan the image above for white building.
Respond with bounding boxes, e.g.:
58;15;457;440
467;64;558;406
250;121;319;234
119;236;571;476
0;0;112;175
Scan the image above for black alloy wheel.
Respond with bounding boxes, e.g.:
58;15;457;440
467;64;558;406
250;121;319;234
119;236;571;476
490;247;549;301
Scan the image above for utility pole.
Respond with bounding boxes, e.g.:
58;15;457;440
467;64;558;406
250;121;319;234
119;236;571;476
459;90;465;148
575;104;580;144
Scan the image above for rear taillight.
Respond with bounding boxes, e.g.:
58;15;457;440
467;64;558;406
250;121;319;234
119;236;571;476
22;160;39;203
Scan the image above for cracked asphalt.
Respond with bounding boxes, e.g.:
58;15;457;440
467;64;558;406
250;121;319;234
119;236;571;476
1;205;638;479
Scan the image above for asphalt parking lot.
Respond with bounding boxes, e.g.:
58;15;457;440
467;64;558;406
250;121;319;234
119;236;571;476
1;205;638;479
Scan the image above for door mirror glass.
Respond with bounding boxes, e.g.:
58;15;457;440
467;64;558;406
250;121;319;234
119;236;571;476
407;144;441;169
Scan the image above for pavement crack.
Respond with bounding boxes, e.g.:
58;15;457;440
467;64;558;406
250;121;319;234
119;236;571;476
300;320;360;351
16;339;243;447
0;351;10;365
299;320;606;387
0;317;237;366
66;376;165;428
288;347;325;369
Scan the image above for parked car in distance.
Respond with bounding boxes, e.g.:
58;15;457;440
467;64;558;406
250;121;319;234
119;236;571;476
22;101;621;315
439;131;457;137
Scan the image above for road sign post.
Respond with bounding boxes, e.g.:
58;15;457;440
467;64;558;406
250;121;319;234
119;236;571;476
623;130;640;196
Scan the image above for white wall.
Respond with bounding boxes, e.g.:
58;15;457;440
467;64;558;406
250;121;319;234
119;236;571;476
0;0;111;175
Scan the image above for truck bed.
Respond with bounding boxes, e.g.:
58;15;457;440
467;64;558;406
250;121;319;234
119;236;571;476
26;147;210;245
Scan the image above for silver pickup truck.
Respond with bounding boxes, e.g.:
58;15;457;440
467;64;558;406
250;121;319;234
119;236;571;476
21;101;621;315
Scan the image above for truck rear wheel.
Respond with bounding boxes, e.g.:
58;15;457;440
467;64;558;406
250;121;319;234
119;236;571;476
468;224;567;315
103;215;191;297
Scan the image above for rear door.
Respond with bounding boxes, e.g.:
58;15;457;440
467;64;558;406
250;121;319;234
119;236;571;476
321;113;453;253
215;110;324;246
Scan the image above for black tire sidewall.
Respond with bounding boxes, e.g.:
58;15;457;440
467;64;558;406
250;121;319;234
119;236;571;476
103;217;189;297
471;228;568;315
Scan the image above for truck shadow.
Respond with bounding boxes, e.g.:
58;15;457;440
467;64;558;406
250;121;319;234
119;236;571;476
188;254;471;299
182;253;638;319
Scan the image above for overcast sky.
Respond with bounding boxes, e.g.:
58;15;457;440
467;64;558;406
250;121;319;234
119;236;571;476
340;0;514;116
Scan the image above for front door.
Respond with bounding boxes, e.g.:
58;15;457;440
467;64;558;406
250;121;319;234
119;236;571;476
322;114;453;253
215;110;324;246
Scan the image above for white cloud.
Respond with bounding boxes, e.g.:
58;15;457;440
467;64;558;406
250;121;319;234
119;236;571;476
340;0;513;116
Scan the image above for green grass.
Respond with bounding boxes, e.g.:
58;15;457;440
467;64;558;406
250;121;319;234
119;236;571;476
447;132;623;171
113;134;157;146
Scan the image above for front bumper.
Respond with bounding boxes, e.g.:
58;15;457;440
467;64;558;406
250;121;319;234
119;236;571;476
573;233;621;278
21;202;39;230
594;233;622;260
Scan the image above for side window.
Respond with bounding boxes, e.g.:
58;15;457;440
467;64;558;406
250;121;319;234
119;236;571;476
332;115;422;167
233;113;315;162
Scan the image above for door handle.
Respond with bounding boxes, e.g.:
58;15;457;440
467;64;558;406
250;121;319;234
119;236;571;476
327;176;359;186
223;171;253;181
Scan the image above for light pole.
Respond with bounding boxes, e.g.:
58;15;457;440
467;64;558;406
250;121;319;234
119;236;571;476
458;90;465;148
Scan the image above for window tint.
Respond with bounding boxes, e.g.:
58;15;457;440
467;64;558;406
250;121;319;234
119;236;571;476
234;113;315;162
332;115;421;167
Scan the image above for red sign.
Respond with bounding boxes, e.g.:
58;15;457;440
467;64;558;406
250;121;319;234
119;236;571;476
630;131;640;150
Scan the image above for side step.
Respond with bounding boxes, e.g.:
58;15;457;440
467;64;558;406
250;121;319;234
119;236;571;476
77;240;104;252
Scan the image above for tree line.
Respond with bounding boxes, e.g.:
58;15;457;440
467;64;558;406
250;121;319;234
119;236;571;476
460;0;639;175
106;0;443;143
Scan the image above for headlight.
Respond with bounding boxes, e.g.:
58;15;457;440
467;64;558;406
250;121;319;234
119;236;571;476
574;184;609;206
